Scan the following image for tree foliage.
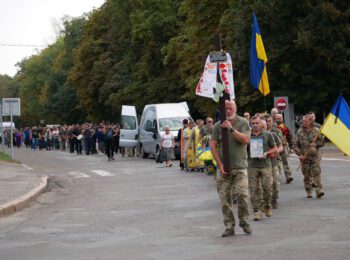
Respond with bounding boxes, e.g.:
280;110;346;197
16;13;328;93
0;0;348;126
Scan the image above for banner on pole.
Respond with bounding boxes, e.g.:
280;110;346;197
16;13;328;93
196;53;235;100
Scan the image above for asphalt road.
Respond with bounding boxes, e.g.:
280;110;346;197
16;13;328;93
0;148;350;260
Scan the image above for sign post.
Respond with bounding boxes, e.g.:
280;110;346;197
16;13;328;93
215;34;231;173
2;98;21;160
0;103;4;154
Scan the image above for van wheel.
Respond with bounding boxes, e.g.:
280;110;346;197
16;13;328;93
141;145;148;159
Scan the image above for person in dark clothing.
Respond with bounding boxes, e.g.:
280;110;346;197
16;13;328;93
31;127;39;150
90;125;97;154
95;126;105;155
104;124;115;161
72;125;82;155
24;127;31;148
67;126;75;153
83;124;92;155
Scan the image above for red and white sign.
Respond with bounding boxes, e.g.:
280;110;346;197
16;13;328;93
275;97;288;111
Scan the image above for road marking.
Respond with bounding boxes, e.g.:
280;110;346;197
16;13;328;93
290;154;350;162
21;164;33;170
91;170;114;177
68;171;90;178
322;158;350;162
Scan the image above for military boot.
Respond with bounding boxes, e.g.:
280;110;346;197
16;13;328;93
317;191;325;199
221;228;235;237
265;207;272;217
306;191;313;198
239;223;252;234
286;177;293;184
272;199;278;209
254;210;261;221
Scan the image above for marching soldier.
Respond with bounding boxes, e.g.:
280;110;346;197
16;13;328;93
210;100;252;237
307;111;322;129
266;115;284;209
248;116;277;221
294;115;325;198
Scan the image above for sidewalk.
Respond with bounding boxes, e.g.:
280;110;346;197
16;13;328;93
0;161;47;217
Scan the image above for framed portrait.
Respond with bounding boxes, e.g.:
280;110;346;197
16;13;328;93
250;137;264;158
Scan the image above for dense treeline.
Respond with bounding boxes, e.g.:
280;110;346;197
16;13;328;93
0;0;349;126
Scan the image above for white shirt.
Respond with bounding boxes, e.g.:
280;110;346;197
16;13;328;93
162;133;173;148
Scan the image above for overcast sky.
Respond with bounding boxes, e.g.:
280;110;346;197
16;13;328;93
0;0;105;77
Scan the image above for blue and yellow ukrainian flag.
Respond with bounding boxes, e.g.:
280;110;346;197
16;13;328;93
321;95;350;156
250;13;270;96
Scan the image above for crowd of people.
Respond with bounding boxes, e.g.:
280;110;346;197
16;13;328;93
170;101;324;237
0;123;136;161
1;103;325;238
191;100;325;237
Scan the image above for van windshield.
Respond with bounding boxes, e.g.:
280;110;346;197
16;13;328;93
159;117;187;131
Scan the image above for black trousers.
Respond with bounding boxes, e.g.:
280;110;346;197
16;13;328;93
84;137;91;155
75;139;82;154
105;138;115;159
69;138;75;153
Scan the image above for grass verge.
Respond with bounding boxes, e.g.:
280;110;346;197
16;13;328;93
0;152;15;162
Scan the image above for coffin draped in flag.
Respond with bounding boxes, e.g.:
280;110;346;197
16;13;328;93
250;13;270;96
321;95;350;156
195;53;235;100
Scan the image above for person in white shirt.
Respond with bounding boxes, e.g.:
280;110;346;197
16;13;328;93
160;126;175;167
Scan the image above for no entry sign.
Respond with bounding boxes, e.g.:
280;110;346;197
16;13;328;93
275;97;288;111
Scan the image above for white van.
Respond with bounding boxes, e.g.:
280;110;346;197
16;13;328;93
1;122;15;129
139;103;192;158
119;103;192;158
119;105;139;148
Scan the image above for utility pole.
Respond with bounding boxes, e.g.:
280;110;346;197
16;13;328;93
0;103;4;154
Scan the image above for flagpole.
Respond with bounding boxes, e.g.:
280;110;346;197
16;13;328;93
262;86;267;113
260;78;267;113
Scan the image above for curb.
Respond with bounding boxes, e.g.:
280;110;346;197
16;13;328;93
0;175;48;218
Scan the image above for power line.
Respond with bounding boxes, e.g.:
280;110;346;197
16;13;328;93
0;43;46;48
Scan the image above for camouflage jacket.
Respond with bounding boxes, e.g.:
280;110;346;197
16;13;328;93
294;126;325;162
270;125;283;141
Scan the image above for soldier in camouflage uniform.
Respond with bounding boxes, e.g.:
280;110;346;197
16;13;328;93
210;100;252;237
248;116;277;221
266;115;284;208
294;115;325;198
307;112;322;129
276;113;294;184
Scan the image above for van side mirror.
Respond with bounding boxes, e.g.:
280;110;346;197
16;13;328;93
152;132;157;139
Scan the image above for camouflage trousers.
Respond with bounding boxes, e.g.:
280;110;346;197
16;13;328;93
279;151;292;180
301;161;323;194
248;167;272;211
271;166;280;201
216;168;249;229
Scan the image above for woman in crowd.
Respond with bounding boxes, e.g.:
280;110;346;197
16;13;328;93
160;126;175;167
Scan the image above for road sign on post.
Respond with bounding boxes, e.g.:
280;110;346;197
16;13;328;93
2;98;21;116
2;98;20;160
275;97;288;111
